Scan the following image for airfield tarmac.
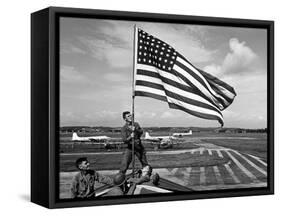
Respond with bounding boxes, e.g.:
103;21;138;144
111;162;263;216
59;133;267;199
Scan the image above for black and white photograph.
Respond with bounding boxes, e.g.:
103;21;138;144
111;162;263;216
59;17;270;200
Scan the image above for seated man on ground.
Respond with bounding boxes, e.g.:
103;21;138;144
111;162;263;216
70;157;113;199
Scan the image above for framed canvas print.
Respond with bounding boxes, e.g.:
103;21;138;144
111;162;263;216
31;7;274;208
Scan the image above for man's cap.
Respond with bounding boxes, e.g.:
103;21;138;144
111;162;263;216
113;173;126;186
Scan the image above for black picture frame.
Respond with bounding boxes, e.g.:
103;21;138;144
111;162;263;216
31;6;274;209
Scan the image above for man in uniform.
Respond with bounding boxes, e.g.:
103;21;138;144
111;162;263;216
128;165;160;186
70;157;113;199
120;111;149;174
126;165;161;195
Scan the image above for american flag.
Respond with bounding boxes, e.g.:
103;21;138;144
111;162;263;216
134;28;236;126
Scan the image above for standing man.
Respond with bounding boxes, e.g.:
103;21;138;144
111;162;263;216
71;157;113;199
120;111;149;174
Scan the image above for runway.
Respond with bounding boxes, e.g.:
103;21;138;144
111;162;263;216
60;141;267;198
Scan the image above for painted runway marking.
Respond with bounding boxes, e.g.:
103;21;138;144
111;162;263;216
232;150;267;176
247;154;267;167
170;168;179;175
216;150;223;158
226;151;259;182
208;149;212;155
213;166;224;185
224;163;240;184
183;167;192;185
200;167;206;185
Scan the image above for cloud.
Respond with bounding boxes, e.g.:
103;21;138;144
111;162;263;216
60;65;88;83
135;111;157;119
81;20;216;67
103;73;129;82
204;38;257;76
80;37;133;68
223;38;257;74
60;42;87;55
136;23;215;63
95;110;119;119
159;111;183;119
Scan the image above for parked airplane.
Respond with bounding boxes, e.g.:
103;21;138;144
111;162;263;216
172;130;192;137
72;132;111;142
144;132;179;148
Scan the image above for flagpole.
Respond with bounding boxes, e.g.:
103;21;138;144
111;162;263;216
132;24;138;177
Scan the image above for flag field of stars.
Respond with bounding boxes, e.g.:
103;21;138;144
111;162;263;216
137;28;178;72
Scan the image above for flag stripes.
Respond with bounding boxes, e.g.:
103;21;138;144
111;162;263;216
136;65;223;114
134;28;236;125
136;80;223;117
135;65;224;123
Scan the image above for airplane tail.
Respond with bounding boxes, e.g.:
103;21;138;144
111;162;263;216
189;130;192;135
72;132;79;141
145;132;151;139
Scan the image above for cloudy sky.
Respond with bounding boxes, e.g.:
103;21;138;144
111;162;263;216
60;17;267;128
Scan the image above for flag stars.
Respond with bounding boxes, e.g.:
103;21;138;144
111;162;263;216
137;30;177;71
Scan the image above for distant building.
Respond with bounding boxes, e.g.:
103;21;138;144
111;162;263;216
214;128;227;133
